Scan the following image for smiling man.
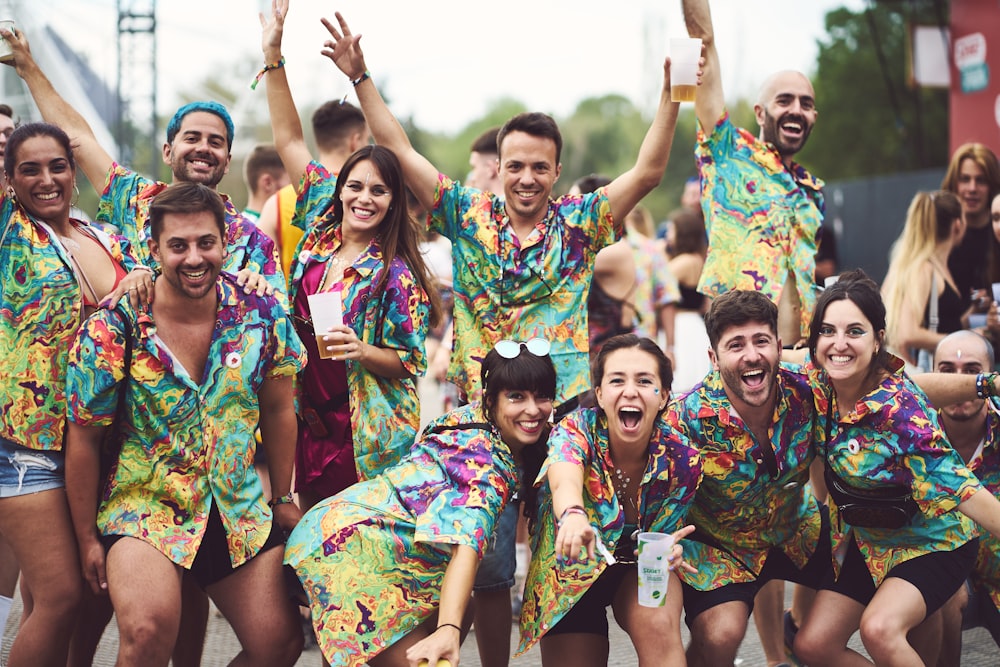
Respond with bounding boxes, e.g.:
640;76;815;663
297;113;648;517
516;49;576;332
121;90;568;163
683;0;824;349
7;27;285;302
665;290;831;667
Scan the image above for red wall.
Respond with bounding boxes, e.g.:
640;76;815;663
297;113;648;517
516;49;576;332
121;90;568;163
950;0;1000;155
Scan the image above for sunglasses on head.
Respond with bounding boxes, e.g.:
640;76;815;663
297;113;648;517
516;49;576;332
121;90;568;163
494;338;551;359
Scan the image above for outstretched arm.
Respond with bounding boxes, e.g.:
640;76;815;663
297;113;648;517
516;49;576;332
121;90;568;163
319;12;439;213
259;0;312;191
682;0;725;133
5;27;114;191
404;543;475;666
605;58;682;224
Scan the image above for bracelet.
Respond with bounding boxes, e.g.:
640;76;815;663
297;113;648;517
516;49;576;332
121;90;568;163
558;505;587;525
436;622;462;634
350;70;371;87
267;492;294;508
976;372;999;400
250;56;286;90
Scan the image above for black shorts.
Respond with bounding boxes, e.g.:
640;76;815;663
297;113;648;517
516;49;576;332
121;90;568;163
101;501;284;589
821;534;978;617
682;505;833;627
545;562;634;637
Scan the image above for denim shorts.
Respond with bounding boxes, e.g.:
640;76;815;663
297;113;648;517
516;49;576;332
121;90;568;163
0;435;65;497
474;501;518;592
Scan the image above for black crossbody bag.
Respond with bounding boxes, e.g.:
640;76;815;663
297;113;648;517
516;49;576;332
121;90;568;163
823;400;918;530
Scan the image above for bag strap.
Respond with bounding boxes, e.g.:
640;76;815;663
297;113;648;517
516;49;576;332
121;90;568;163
422;421;493;437
928;271;939;333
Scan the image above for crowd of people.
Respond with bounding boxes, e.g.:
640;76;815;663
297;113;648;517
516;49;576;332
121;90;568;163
2;0;1000;666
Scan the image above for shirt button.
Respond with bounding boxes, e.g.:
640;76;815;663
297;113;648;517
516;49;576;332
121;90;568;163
755;457;764;465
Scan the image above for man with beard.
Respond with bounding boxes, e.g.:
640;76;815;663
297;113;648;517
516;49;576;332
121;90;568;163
7;28;285;301
682;0;823;348
64;183;305;667
934;330;1000;662
665;289;831;667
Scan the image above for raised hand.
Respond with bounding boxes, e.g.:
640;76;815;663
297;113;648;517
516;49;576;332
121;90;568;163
319;11;367;80
259;0;289;60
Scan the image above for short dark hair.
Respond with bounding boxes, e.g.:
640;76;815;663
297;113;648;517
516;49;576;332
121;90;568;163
497;112;562;164
481;346;557;423
149;182;227;241
243;144;286;195
592;334;673;395
166;101;235;150
470;127;500;156
0;104;14;122
312;100;367;153
704;290;778;350
807;269;891;373
572;173;612;195
669;208;707;255
4;122;74;178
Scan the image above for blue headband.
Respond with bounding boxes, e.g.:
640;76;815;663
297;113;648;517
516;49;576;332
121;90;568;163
165;101;234;150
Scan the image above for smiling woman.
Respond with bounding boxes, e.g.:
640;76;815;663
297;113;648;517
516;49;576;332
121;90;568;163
518;334;703;666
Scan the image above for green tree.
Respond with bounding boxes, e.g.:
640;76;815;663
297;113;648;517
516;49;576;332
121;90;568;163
803;3;949;179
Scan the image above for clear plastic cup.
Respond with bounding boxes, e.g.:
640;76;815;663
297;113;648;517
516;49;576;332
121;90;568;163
637;531;674;607
669;38;702;102
0;21;15;63
307;290;343;359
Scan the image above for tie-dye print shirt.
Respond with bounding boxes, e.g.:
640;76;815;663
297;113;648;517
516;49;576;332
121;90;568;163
696;113;824;334
284;403;514;665
0;197;133;451
287;161;430;479
666;364;823;590
430;175;619;404
968;408;1000;611
810;357;980;585
627;227;679;341
66;274;304;568
518;408;702;655
97;162;287;305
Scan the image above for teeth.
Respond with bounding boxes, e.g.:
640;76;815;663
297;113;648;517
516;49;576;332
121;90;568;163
742;369;763;378
620;407;641;413
184;269;207;279
37;192;58;200
520;421;539;429
831;355;851;363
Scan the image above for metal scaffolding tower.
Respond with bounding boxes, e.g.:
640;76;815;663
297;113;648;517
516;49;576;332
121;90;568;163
116;0;157;176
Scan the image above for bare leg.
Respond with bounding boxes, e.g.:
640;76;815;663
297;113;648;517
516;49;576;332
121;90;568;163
794;589;868;667
0;491;82;667
936;586;967;667
67;590;114;667
472;589;512;667
860;577;930;667
208;546;302;667
105;537;184;667
753;579;788;666
685;599;751;667
615;570;686;667
540;632;609;667
171;574;209;667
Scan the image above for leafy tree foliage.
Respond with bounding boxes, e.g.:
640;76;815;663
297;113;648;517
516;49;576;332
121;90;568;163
802;3;949;180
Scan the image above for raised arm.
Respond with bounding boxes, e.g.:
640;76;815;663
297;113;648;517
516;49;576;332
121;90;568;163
604;58;682;224
319;12;439;212
5;28;114;191
259;0;312;191
682;0;725;133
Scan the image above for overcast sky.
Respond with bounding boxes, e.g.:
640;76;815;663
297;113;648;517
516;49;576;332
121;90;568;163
35;0;865;135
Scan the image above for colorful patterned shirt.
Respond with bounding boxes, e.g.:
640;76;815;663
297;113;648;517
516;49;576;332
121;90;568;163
696;112;824;333
968;409;1000;611
431;174;619;404
518;408;702;655
666;364;823;590
284;403;515;666
627;228;679;340
97;162;287;305
810;357;981;585
66;273;305;568
0;195;133;451
288;161;430;479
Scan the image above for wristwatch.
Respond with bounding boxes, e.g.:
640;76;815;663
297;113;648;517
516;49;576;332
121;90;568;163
267;492;295;508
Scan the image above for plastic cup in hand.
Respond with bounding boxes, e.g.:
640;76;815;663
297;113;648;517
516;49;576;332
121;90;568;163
637;531;674;607
669;38;702;102
0;21;15;63
307;290;343;360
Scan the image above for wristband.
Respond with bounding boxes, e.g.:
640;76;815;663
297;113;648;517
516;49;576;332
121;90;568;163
436;622;462;634
250;56;285;90
558;505;587;525
350;70;371;87
268;492;294;508
976;372;998;400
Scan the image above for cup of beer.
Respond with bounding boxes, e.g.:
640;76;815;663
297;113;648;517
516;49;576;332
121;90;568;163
0;21;16;63
669;38;702;102
307;290;343;359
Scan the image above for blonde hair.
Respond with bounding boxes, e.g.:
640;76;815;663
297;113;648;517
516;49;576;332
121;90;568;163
882;190;961;349
625;205;656;238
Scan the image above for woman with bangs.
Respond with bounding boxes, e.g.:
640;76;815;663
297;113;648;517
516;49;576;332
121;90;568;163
518;334;702;666
285;340;556;667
